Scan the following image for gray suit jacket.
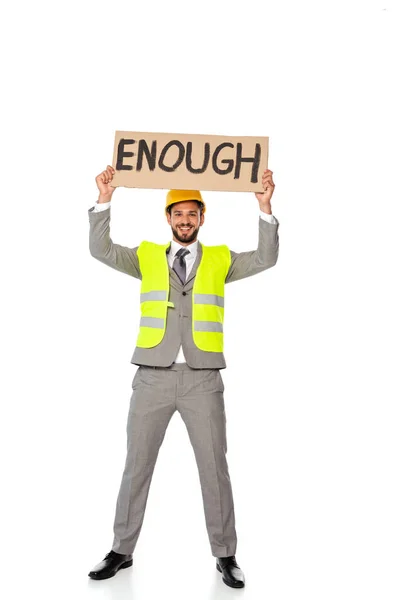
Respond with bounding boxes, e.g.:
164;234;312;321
88;206;279;369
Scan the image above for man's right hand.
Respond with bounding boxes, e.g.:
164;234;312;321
95;165;116;202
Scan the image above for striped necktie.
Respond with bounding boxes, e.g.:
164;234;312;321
172;248;190;284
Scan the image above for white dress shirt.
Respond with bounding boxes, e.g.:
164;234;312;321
90;200;278;362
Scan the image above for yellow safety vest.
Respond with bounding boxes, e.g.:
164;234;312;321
136;241;231;352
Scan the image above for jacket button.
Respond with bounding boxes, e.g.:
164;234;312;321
182;291;187;296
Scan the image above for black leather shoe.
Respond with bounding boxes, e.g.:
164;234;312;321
88;550;133;580
216;556;245;588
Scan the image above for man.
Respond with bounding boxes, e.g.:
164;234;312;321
87;165;279;588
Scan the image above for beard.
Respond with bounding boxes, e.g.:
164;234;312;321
171;224;199;244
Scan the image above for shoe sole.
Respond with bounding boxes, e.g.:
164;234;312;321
89;559;133;580
216;562;245;588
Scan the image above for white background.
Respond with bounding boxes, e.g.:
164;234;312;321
1;1;399;599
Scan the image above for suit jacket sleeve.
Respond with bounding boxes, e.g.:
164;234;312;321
225;215;279;284
88;206;142;279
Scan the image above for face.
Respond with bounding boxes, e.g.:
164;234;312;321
166;200;205;245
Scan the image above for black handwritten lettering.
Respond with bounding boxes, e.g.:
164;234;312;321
212;142;234;175
158;140;185;172
186;142;210;174
115;134;264;184
136;139;157;171
116;139;135;170
234;143;261;182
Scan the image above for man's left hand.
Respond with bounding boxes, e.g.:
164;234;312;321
255;169;275;209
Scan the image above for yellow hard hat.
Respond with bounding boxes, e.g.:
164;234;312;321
165;189;206;214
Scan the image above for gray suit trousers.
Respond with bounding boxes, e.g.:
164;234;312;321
111;362;237;558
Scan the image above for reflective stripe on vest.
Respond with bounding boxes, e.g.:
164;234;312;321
194;293;224;307
135;240;231;352
140;316;165;329
140;291;168;303
194;321;223;333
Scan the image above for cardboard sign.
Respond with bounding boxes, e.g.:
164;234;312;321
111;131;269;192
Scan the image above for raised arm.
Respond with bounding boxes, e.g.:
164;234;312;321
225;168;279;283
226;217;279;283
88;165;142;279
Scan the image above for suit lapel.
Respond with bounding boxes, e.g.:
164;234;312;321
166;243;179;283
185;243;202;286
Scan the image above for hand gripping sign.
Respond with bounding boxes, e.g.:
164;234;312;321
111;131;269;193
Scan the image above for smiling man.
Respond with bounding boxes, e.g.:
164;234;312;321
166;189;204;245
87;167;279;588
